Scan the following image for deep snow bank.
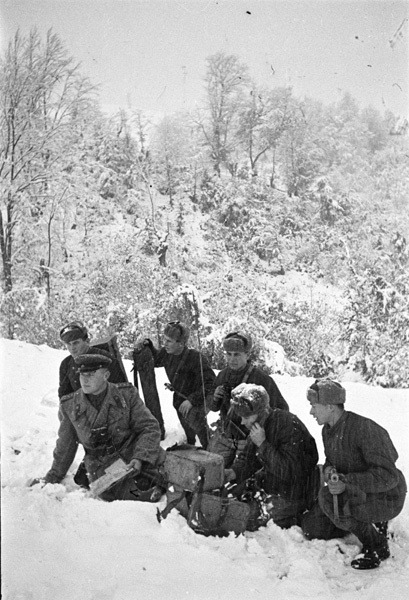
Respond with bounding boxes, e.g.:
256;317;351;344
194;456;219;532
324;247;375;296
1;339;408;600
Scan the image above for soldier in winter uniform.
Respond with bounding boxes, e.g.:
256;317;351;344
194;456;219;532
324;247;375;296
58;321;129;487
301;378;407;570
33;351;165;501
58;321;127;398
224;383;319;529
207;331;289;467
141;321;215;448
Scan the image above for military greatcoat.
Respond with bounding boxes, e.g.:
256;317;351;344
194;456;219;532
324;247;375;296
45;382;162;487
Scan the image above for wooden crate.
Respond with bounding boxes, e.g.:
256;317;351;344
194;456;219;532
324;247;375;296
164;448;224;491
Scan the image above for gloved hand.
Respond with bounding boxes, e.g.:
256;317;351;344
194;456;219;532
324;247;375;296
134;338;153;353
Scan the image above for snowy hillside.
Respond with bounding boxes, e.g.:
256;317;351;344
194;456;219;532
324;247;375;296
1;339;409;600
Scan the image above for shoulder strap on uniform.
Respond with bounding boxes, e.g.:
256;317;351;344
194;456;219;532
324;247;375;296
241;363;255;385
60;391;76;403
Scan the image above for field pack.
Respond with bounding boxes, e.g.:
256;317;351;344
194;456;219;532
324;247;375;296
158;446;251;536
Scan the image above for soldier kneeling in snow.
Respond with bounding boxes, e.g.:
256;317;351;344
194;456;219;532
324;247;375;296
32;350;165;502
224;383;320;529
301;379;407;570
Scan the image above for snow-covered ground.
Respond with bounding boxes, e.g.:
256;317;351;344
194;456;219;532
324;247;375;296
1;338;409;600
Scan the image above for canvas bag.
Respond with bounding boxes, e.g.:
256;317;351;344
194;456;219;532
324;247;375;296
158;446;252;536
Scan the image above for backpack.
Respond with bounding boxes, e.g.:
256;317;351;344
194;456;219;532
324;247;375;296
157;445;252;536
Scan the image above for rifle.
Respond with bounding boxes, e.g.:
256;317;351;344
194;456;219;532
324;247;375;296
164;382;189;401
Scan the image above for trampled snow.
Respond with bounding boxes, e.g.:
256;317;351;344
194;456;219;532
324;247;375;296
1;339;408;600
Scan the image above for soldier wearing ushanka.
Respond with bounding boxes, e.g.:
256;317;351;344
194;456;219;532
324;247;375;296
301;378;407;570
141;321;216;448
207;331;289;467
224;383;319;529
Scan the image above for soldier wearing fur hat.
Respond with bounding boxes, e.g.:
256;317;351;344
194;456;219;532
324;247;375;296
32;350;165;501
141;321;216;448
301;378;407;570
224;383;319;529
58;321;127;399
207;331;289;467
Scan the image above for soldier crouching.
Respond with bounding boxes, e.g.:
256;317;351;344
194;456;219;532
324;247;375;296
31;350;166;502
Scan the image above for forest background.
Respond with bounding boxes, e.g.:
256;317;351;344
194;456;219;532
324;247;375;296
1;28;408;387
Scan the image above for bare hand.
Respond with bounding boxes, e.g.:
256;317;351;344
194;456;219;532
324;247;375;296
249;422;266;447
29;477;46;487
179;400;192;418
323;465;336;483
126;459;142;474
327;479;346;495
214;386;226;401
224;469;236;483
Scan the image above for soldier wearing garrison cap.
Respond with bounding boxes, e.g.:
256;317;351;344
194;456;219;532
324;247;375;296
138;321;215;448
301;378;407;570
32;347;165;502
224;383;319;530
207;330;289;468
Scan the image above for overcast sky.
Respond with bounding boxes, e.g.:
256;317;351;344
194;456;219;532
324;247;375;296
1;0;408;118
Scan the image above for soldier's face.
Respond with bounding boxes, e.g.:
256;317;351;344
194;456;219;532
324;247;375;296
163;335;184;355
225;351;248;371
240;413;258;429
80;368;109;395
309;401;333;426
65;338;89;358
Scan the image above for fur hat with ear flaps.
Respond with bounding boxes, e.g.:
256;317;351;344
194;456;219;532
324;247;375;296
223;331;252;353
307;378;346;405
230;383;269;417
163;321;190;344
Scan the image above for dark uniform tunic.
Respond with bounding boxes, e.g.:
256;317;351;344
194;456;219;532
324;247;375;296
320;411;406;524
302;411;407;542
207;363;289;466
151;346;216;447
232;408;319;527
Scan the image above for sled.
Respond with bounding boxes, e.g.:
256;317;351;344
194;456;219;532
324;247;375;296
132;345;165;438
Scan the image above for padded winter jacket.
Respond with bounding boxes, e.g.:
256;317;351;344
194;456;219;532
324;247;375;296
45;382;161;484
321;410;406;521
208;363;289;418
151;346;216;410
232;408;320;509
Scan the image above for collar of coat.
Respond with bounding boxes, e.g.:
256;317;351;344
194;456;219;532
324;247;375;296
64;382;128;418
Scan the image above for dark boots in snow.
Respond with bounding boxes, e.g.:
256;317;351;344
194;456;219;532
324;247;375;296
351;521;390;570
351;539;390;570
